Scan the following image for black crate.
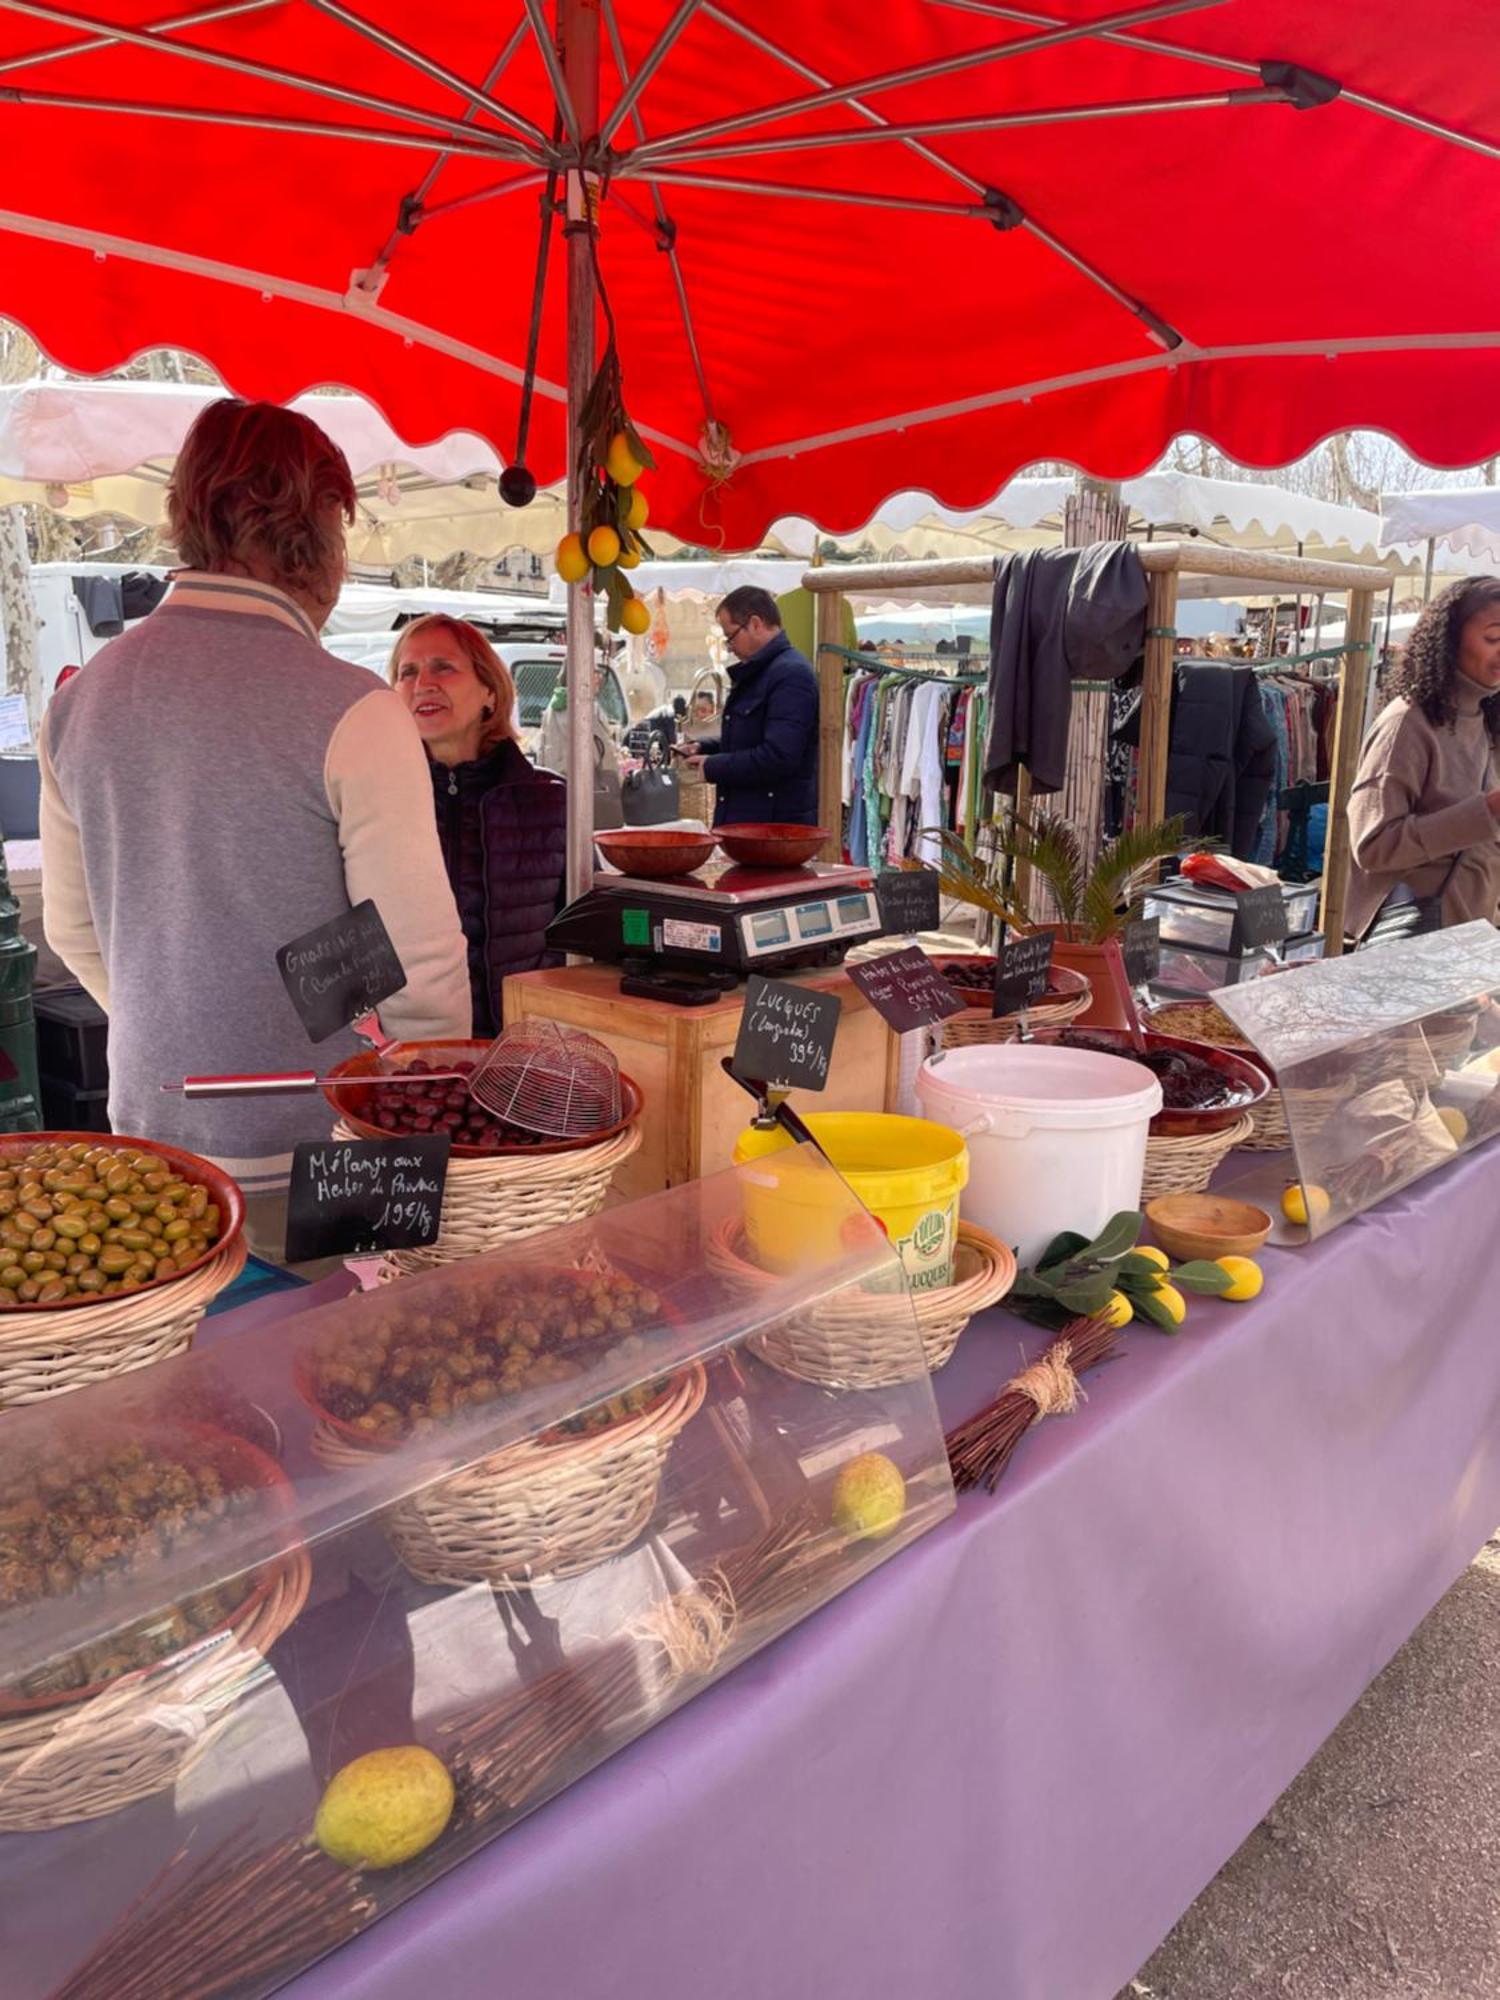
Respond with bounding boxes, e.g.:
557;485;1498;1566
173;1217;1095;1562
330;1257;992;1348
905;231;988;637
34;985;109;1093
39;1071;110;1134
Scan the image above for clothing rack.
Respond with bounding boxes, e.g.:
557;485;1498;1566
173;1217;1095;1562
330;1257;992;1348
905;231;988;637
834;646;986;688
1177;642;1374;677
801;542;1391;953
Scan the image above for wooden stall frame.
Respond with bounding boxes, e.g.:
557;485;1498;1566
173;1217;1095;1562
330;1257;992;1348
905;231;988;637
803;544;1389;956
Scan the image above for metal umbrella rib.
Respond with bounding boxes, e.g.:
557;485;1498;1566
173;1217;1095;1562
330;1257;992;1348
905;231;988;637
0;0;282;78
623;0;1228;158
0;0;535;155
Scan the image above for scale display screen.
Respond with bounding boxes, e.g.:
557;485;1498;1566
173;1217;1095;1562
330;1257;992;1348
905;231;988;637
836;893;875;927
749;909;792;950
795;902;833;939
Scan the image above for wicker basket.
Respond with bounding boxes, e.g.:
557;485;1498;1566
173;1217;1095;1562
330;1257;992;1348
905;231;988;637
705;1217;1015;1387
311;1366;706;1591
0;1547;309;1831
1242;1091;1292;1150
0;1234;248;1409
332;1119;641;1272
1141;1114;1255;1200
940;987;1092;1049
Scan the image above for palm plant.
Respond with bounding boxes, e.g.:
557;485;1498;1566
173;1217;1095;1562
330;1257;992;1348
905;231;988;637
934;811;1188;943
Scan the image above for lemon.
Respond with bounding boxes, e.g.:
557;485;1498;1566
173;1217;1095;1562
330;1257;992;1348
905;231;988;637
1438;1106;1469;1144
1101;1289;1134;1328
1153;1282;1187;1327
831;1451;906;1541
617;544;642;570
1281;1183;1331;1227
605;430;644;485
314;1746;454;1871
587;524;621;568
625;486;649;533
620;595;651;637
1214;1255;1264;1302
1135;1245;1170;1271
554;532;589;584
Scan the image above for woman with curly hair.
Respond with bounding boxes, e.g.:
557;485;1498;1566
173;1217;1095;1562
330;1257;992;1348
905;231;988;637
1346;577;1500;937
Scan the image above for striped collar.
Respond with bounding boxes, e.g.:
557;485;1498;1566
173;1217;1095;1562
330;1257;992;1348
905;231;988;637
164;570;320;643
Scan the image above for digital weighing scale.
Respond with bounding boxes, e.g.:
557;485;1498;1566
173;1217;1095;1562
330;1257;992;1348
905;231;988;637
546;860;884;984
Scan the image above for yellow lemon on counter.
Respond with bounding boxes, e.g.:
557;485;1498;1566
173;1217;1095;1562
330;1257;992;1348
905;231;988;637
555;532;589;583
1438;1106;1469;1144
1101;1289;1135;1328
605;430;644;485
1135;1245;1170;1271
587;524;621;568
1152;1283;1188;1327
831;1451;907;1541
1214;1255;1264;1302
314;1746;454;1871
620;595;652;637
1281;1183;1331;1227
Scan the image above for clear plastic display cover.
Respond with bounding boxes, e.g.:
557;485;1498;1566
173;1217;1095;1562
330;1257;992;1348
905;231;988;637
0;1154;954;1999
1214;923;1500;1238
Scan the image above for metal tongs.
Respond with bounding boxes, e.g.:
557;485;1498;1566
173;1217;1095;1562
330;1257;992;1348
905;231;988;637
161;1013;473;1099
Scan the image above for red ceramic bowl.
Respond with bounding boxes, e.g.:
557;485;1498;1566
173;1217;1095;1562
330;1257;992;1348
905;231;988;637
323;1040;643;1157
714;823;829;868
1029;1027;1272;1137
595;828;717;878
0;1132;245;1314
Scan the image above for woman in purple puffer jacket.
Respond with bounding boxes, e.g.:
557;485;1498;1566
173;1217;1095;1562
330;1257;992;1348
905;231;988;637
390;615;566;1037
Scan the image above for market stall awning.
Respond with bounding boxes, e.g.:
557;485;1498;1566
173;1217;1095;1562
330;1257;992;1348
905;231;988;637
0;3;1496;548
1379;486;1500;564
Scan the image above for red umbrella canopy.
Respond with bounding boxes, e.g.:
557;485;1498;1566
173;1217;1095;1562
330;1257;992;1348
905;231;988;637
0;0;1497;545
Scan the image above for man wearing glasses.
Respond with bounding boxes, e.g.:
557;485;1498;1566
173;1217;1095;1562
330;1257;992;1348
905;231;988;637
675;586;820;827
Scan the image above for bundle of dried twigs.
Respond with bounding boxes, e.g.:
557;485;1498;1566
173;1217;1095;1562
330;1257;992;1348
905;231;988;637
945;1314;1120;1493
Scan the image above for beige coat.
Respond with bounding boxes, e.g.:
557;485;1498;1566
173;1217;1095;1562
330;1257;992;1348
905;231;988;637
1345;679;1500;939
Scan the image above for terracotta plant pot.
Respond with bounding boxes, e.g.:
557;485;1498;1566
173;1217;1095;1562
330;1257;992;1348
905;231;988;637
1050;933;1133;1029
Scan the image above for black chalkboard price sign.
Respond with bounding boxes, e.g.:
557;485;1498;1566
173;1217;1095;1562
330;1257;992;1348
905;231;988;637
875;867;941;937
1122;917;1162;985
991;929;1056;1017
276;901;406;1045
285;1137;449;1264
1229;885;1291;954
732;976;841;1093
847;946;966;1034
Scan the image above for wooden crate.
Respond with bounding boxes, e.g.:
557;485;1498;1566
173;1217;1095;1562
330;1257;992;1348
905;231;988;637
502;964;899;1201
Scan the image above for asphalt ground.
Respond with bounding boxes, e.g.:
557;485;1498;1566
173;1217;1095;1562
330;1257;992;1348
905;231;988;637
1121;1534;1500;2000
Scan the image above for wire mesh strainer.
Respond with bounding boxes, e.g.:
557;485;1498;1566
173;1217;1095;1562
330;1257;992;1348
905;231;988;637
469;1021;623;1139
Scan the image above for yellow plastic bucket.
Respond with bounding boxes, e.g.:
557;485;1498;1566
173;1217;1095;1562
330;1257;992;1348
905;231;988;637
733;1112;969;1292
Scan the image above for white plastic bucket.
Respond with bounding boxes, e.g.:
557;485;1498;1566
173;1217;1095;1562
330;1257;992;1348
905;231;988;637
916;1043;1162;1267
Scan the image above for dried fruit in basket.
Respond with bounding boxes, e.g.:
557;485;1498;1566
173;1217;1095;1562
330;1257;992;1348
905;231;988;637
308;1266;670;1443
0;1439;267;1698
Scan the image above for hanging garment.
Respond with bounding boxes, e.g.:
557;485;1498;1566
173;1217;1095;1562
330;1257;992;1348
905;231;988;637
983;543;1147;796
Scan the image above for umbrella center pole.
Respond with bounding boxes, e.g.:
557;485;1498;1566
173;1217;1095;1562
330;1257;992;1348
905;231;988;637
562;0;602;906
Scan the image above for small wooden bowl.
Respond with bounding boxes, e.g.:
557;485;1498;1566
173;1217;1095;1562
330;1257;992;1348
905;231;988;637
1145;1193;1272;1262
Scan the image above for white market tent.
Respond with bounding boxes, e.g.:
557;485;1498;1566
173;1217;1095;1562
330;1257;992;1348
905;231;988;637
0;378;566;568
1380;488;1500;566
0;379;1483;591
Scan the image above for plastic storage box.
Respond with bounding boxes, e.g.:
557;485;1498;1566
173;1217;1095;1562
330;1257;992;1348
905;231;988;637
1144;878;1322;953
34;984;109;1092
1155;930;1326;996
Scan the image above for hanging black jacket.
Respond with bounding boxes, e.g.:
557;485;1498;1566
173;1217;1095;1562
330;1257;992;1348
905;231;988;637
428;738;567;1037
1158;665;1278;858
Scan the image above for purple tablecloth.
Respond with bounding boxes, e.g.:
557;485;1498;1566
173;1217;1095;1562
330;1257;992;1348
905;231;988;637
249;1143;1500;2000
